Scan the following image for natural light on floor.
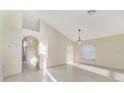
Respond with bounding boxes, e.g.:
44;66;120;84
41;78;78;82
114;72;124;81
77;64;110;77
70;63;124;81
42;55;57;82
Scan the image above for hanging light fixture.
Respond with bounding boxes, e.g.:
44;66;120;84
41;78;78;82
77;29;82;44
87;10;96;15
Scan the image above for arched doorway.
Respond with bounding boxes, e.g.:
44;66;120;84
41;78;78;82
22;36;39;73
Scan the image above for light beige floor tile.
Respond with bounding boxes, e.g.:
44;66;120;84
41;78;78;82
3;65;117;82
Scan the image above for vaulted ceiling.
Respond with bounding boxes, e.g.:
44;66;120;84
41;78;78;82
23;10;124;41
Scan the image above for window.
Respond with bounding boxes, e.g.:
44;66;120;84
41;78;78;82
38;42;46;55
81;44;96;61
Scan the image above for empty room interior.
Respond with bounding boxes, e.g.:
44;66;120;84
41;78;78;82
0;10;124;82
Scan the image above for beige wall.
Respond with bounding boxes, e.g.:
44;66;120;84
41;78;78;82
3;11;46;76
40;20;73;67
74;34;124;70
2;11;73;77
0;11;4;64
0;11;4;81
3;11;23;76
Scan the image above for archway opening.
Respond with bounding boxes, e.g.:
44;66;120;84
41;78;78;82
22;36;39;73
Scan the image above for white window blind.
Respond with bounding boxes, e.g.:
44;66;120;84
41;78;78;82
81;45;96;61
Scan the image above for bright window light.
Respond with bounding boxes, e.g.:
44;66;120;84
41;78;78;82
38;42;46;55
81;44;96;61
67;46;73;64
30;57;38;66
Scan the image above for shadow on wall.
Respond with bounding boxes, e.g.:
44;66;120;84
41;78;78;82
70;63;124;82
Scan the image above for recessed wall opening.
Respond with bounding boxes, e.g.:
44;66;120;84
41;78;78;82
22;36;39;73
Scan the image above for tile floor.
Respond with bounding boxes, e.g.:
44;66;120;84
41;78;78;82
3;64;119;82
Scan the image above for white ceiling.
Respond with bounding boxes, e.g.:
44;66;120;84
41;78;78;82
23;10;124;41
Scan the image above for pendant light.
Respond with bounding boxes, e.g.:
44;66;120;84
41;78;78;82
78;29;82;44
87;10;96;15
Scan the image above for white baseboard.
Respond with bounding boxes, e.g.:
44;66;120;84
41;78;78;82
47;64;65;68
